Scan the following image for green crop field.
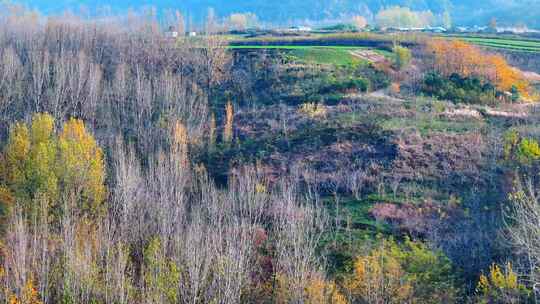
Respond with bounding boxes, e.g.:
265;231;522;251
448;36;540;53
228;45;362;50
230;45;367;66
229;32;540;53
288;47;363;66
229;45;393;66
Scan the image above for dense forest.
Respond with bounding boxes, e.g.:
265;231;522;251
1;4;540;304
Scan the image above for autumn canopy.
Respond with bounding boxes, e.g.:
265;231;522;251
426;39;530;97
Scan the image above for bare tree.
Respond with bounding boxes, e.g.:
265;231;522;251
0;7;333;304
505;178;540;302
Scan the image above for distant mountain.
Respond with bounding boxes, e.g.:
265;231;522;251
15;0;540;28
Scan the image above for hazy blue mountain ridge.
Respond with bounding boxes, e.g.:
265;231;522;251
15;0;540;28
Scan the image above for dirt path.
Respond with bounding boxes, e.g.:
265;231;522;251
349;50;387;64
522;70;540;82
367;90;406;103
443;105;531;119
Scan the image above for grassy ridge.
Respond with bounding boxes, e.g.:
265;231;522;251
228;32;426;50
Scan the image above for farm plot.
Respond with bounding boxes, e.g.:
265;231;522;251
229;45;391;66
456;36;540;53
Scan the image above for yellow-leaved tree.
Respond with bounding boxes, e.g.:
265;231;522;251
304;274;347;304
345;240;413;304
344;238;457;304
0;114;58;220
476;263;531;304
0;113;106;224
57;117;106;218
274;272;347;304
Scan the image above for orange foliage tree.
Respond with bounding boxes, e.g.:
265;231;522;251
171;121;189;168
275;272;347;304
425;39;530;96
8;280;43;304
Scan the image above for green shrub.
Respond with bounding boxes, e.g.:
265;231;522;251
422;72;498;105
345;237;459;304
518;138;540;162
143;238;181;304
504;130;540;166
358;64;390;90
319;77;369;94
397;238;459;303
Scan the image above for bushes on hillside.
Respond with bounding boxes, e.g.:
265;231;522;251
425;39;530;101
422;72;499;104
393;45;412;70
344;237;458;304
503;130;540;167
319;77;369;95
299;102;328;118
475;263;532;304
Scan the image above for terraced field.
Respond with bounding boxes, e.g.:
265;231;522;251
454;36;540;53
229;34;540;66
